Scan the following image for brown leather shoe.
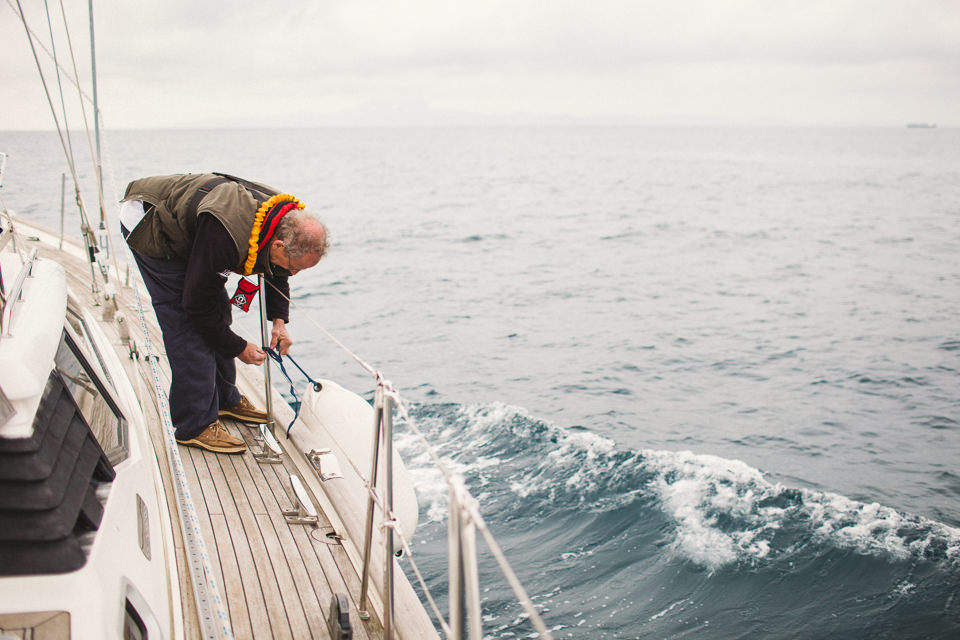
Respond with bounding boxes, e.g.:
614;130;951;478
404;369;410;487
219;395;268;423
177;420;247;454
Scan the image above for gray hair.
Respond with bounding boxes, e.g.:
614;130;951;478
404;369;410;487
274;210;330;260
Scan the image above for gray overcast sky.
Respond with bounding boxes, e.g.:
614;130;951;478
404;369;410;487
4;0;959;129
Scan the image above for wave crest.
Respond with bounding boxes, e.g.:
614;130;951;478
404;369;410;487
399;401;960;571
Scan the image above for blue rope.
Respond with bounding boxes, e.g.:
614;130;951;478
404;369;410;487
265;348;321;438
280;350;322;390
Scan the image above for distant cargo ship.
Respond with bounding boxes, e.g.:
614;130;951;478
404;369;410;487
907;123;937;128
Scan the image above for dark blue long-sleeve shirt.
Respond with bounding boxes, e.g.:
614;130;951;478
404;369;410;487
182;213;289;357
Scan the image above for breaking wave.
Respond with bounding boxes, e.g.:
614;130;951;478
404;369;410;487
399;401;960;571
396;401;960;638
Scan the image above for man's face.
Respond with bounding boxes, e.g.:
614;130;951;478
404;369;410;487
270;240;321;276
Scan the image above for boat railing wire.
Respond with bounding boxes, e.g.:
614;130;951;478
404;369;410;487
264;281;555;640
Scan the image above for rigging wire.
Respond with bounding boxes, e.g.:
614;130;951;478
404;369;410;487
42;0;76;170
12;0;121;296
4;0;96;106
57;0;123;285
14;0;94;243
57;0;111;228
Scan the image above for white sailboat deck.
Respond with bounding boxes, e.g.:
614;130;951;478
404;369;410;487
47;240;392;639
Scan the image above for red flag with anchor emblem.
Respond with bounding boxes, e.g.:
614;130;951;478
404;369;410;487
230;277;259;312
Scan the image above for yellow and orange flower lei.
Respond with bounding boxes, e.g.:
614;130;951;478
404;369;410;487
243;193;304;275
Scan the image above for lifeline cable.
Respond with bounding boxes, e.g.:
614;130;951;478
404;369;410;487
263;279;555;639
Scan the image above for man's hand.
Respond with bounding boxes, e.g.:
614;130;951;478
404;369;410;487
238;341;266;365
271;319;293;355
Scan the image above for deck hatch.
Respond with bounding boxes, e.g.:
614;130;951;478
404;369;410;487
0;364;115;576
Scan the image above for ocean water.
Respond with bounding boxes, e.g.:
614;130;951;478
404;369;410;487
2;126;959;638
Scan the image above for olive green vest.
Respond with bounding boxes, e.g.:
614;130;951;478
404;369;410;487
122;173;280;269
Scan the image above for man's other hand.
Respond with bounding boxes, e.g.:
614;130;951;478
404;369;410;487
238;341;266;365
271;319;293;355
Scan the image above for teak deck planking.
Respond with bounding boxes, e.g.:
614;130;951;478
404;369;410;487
50;244;384;640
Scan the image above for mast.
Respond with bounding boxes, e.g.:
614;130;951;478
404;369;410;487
88;0;107;253
88;0;102;199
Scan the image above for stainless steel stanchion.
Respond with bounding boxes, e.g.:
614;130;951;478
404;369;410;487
358;391;383;619
383;391;396;638
258;274;275;435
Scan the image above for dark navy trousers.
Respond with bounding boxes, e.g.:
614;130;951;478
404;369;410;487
132;252;242;440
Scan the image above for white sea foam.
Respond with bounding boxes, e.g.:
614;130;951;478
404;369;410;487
642;448;960;570
644;450;775;570
649;599;687;621
395;402;529;522
402;400;960;571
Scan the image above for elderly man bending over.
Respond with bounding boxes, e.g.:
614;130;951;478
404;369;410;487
120;172;329;454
